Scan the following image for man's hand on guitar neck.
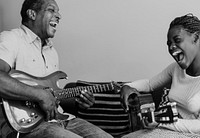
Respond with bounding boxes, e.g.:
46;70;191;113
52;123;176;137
75;89;95;109
37;87;58;121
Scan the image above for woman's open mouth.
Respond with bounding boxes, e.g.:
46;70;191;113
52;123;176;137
172;50;184;63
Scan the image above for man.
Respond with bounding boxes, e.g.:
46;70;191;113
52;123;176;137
0;0;113;137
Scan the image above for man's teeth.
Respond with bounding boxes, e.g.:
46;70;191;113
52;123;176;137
50;22;58;28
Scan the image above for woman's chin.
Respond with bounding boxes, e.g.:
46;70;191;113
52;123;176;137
177;61;188;69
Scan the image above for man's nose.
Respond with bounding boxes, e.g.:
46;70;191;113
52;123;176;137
55;12;62;20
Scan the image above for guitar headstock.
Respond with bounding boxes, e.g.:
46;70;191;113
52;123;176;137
155;102;178;124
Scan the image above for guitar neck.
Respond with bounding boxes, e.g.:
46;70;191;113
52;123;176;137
54;83;114;100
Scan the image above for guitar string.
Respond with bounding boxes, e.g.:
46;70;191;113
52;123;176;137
56;83;113;99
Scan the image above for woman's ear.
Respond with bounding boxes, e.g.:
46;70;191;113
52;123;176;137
26;9;36;20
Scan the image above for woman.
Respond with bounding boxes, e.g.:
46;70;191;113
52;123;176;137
121;14;200;138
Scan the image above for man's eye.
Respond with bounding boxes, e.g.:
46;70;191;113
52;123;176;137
47;8;55;13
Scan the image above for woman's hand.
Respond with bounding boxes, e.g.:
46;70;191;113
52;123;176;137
139;113;160;129
120;85;139;112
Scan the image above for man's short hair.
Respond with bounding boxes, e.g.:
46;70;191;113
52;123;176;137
20;0;45;23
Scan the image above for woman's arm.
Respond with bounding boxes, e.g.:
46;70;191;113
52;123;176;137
125;63;176;92
160;118;200;134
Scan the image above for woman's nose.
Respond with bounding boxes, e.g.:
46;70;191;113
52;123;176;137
169;44;177;50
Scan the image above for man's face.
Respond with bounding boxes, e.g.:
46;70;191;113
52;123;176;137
34;0;61;40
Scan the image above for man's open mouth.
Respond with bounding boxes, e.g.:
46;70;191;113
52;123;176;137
50;21;58;29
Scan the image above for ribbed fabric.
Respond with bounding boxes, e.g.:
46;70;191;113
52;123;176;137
77;92;132;138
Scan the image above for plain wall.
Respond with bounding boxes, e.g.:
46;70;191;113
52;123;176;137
1;0;200;83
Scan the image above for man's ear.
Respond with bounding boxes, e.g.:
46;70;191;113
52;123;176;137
193;32;199;43
26;9;36;20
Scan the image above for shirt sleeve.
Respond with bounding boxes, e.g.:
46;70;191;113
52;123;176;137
0;31;18;68
159;118;200;134
126;63;175;92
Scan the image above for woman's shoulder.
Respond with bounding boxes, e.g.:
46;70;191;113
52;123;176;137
162;62;182;76
166;62;179;70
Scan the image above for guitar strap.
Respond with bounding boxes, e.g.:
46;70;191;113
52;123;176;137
159;88;170;107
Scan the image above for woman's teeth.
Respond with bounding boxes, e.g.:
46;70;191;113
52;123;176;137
172;51;183;62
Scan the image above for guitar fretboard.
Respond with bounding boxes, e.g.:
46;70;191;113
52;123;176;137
55;83;114;100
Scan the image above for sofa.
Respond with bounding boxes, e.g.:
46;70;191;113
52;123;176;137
63;80;200;138
63;80;169;137
62;81;132;138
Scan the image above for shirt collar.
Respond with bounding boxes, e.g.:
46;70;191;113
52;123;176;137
20;25;53;48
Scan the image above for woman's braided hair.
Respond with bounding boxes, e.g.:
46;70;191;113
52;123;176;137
169;13;200;34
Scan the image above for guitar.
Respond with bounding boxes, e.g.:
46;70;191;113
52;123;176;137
2;70;116;133
140;101;178;125
128;93;178;130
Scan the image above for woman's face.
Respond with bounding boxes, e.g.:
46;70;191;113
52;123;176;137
167;26;199;69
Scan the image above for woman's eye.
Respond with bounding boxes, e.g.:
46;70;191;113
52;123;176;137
167;41;171;46
174;38;181;44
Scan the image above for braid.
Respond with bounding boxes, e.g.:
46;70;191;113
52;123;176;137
169;13;200;34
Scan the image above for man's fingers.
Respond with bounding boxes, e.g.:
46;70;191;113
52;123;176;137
46;111;50;121
80;90;94;105
50;110;54;120
54;108;58;119
46;107;58;121
76;98;89;109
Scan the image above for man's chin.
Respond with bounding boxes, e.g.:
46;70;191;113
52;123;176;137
48;29;56;38
48;33;55;38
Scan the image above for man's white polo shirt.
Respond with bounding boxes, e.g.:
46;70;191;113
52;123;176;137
0;25;58;76
0;25;75;121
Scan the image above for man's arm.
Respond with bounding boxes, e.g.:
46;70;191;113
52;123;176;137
0;59;58;121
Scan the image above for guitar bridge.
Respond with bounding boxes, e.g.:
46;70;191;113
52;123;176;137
140;102;156;123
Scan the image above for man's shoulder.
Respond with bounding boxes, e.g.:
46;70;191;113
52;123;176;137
0;27;25;41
